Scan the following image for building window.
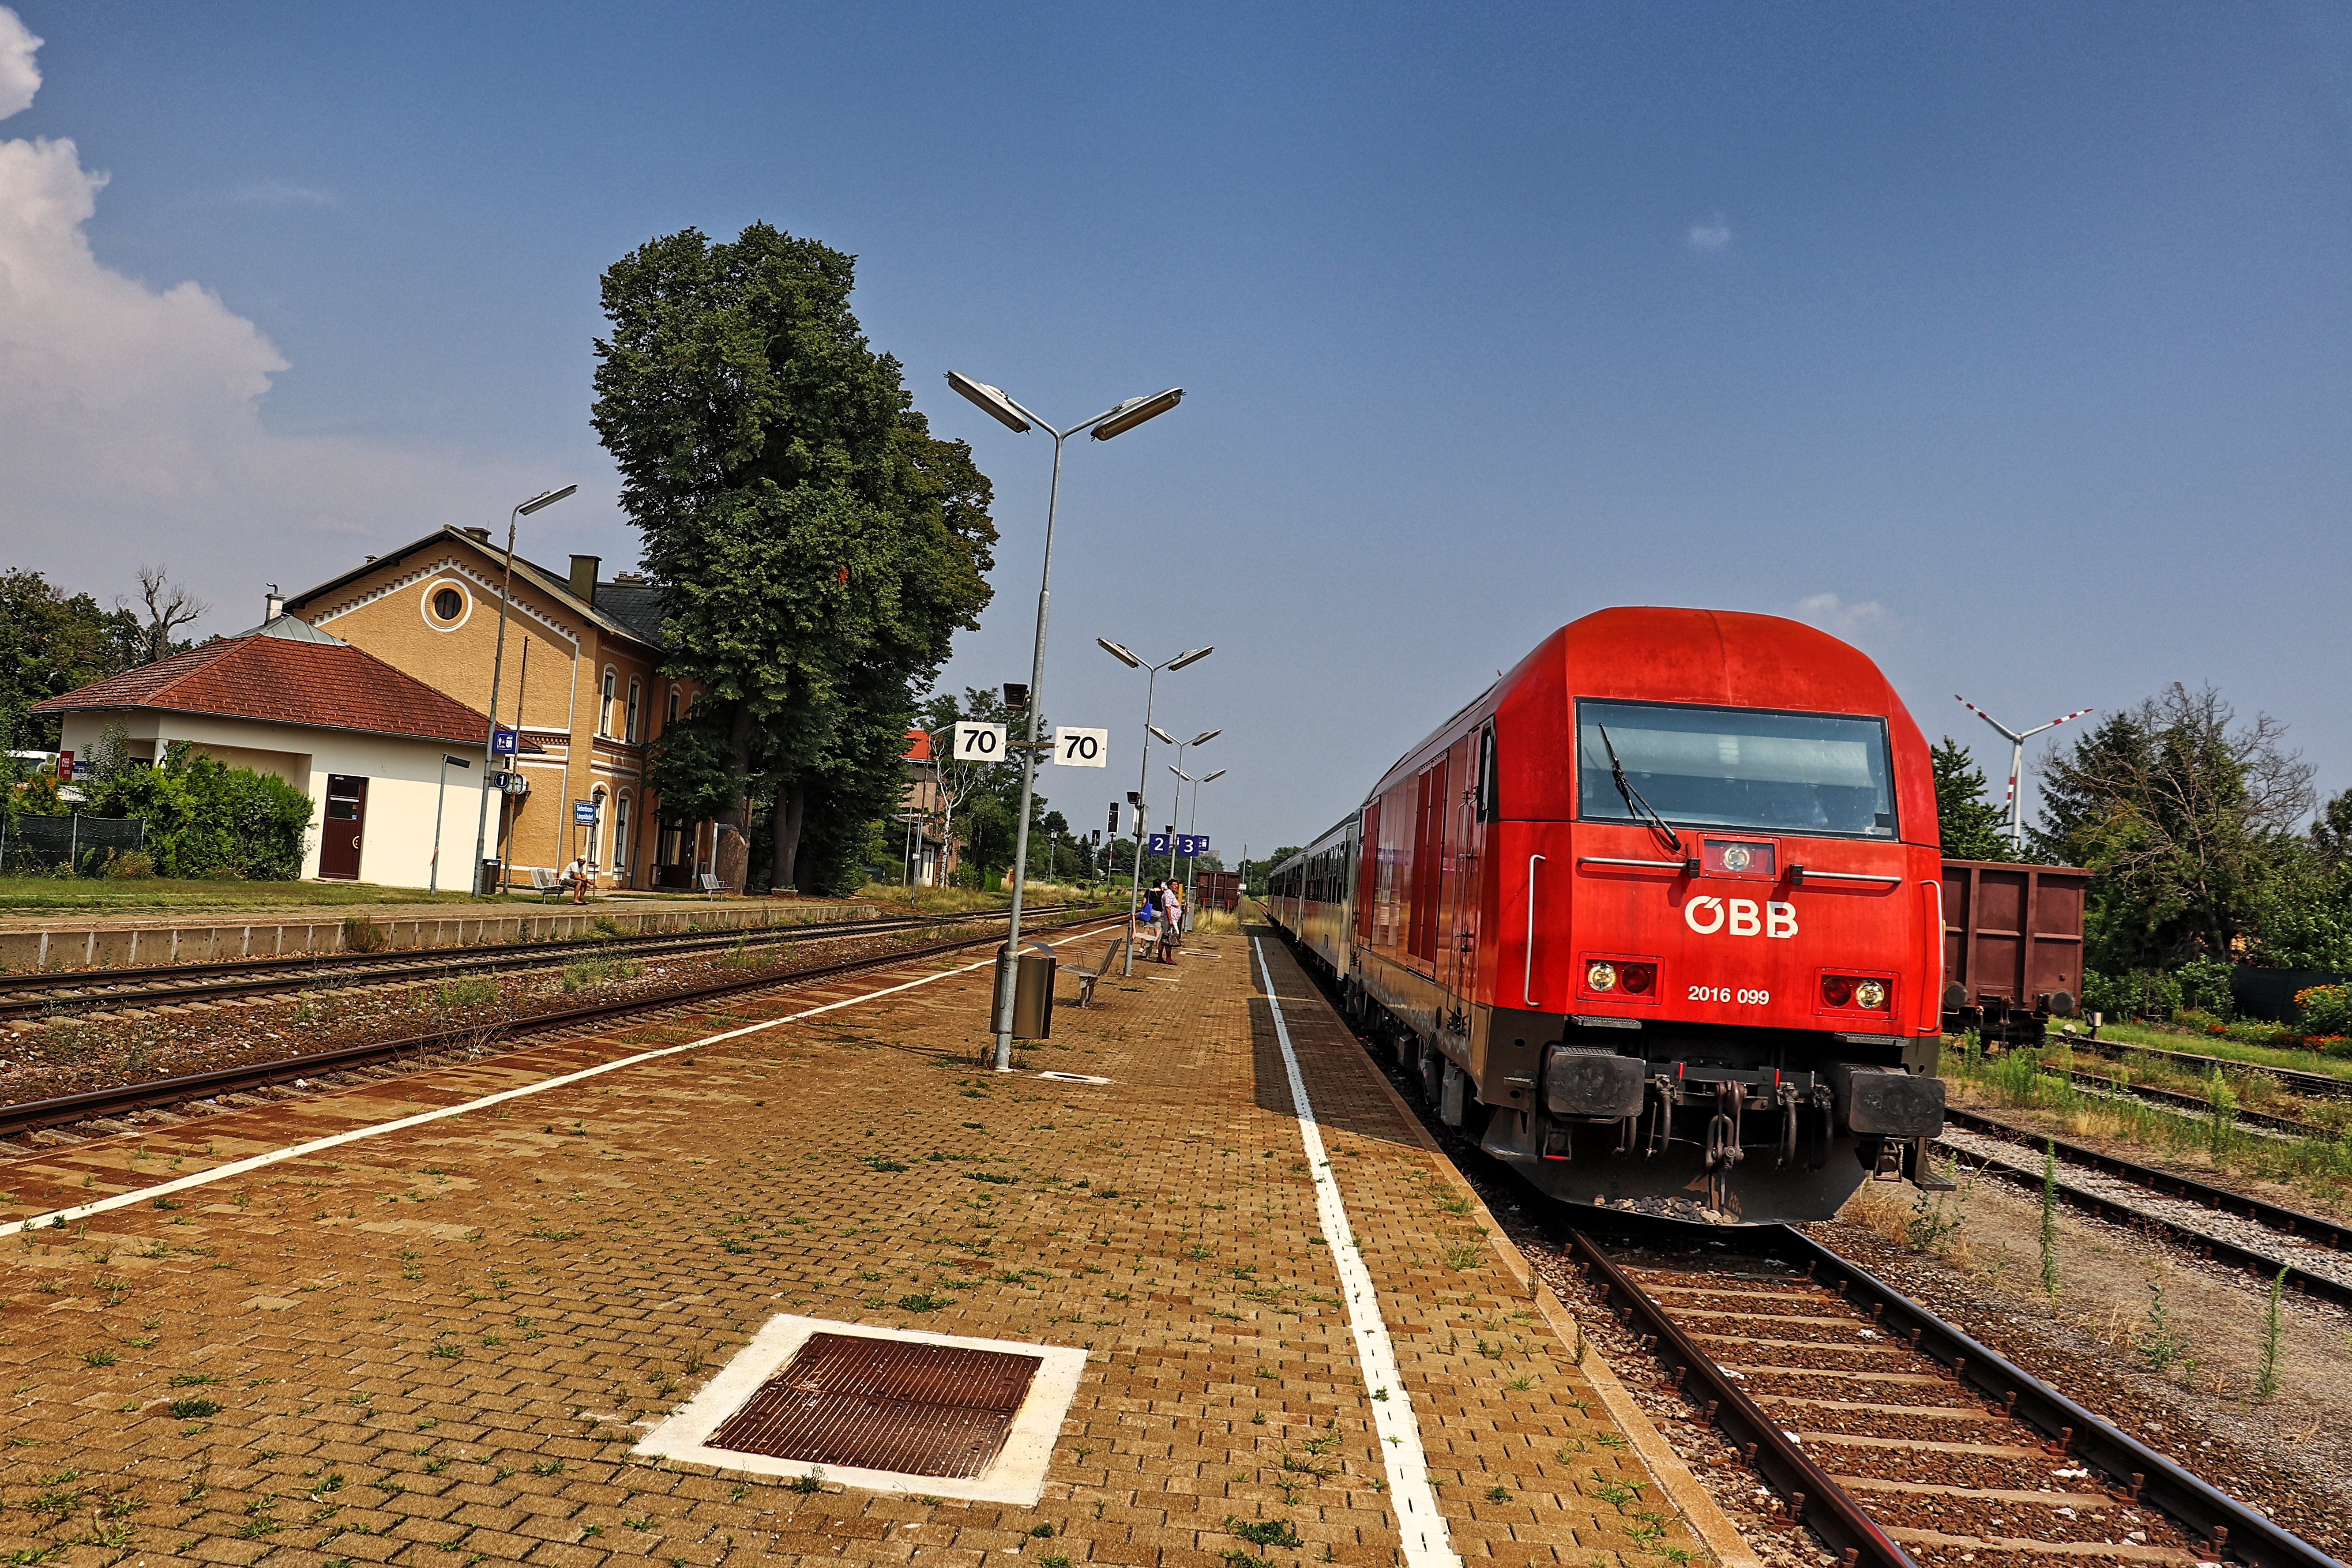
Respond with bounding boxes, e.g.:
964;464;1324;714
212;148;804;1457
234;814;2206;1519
600;668;616;736
614;794;631;874
432;587;462;620
666;685;680;728
625;679;641;744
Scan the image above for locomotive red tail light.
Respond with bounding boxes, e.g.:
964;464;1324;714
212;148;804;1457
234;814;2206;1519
1620;963;1656;995
1821;974;1890;1010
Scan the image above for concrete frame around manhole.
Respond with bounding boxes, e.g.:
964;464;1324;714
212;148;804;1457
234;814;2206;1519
634;1313;1090;1504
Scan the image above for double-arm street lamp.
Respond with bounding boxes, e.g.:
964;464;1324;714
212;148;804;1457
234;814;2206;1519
470;484;577;894
1099;642;1212;976
1184;765;1227;915
1160;726;1217;876
948;373;1184;1072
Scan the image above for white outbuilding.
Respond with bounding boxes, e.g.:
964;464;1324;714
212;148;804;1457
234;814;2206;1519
33;615;497;889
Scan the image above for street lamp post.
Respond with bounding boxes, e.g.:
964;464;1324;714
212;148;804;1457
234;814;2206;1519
947;373;1184;1072
1184;767;1226;920
428;753;473;894
1161;727;1218;884
470;484;577;894
1098;641;1213;975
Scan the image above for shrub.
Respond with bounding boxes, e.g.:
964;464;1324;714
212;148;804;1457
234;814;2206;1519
2084;967;2181;1021
2177;958;2236;1021
2294;984;2352;1038
85;741;312;880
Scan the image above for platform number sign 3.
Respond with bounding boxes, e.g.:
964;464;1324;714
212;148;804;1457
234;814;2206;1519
1176;834;1209;858
1054;727;1108;767
951;722;1007;762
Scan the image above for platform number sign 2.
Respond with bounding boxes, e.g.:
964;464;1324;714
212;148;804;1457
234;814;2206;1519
1053;727;1107;767
1147;833;1172;855
951;722;1007;762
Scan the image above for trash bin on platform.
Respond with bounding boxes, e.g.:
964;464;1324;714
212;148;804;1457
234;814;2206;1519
991;940;1056;1040
478;859;503;895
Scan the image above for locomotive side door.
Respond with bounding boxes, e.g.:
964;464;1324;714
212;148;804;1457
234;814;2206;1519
1439;733;1477;1000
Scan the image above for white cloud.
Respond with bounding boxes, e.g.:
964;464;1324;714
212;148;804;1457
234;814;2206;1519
1793;592;1892;641
232;179;338;208
0;8;37;120
1687;215;1732;251
0;20;534;633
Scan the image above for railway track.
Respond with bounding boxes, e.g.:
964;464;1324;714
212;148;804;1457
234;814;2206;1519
0;906;1121;1147
1560;1220;2344;1568
2069;1033;2352;1105
2057;1068;2333;1139
0;904;1071;1024
1935;1105;2352;1309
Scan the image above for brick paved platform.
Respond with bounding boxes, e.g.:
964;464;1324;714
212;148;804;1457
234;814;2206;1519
0;924;1725;1567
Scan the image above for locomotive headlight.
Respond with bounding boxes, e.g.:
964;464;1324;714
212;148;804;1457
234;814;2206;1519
1854;979;1889;1010
1586;961;1618;993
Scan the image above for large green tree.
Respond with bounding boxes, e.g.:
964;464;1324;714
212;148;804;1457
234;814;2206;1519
2035;684;2314;971
591;225;997;891
0;568;143;751
1929;737;2014;861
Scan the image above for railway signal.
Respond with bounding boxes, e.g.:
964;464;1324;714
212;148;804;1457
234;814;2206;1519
1954;695;2094;853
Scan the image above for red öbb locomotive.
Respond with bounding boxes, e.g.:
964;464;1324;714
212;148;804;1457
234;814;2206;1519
1266;607;1948;1224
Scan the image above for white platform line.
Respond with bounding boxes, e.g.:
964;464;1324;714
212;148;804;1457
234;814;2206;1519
1252;937;1460;1568
0;954;999;1238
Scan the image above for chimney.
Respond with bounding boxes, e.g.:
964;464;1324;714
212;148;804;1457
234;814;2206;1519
264;586;285;621
461;526;491;542
568;554;599;605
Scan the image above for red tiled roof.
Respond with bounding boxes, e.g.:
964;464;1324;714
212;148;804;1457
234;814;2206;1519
32;636;492;747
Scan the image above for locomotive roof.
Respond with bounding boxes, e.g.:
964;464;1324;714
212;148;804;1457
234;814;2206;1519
1367;604;1925;811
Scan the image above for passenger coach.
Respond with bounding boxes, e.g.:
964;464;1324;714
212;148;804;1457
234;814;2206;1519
1267;607;1948;1224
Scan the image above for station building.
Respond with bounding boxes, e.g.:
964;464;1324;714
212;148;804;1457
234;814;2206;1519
277;528;720;891
32;613;494;887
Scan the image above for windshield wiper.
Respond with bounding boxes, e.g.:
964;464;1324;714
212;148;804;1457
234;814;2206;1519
1598;726;1686;860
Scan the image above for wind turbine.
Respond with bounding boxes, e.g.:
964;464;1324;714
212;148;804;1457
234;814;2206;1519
1954;696;2095;853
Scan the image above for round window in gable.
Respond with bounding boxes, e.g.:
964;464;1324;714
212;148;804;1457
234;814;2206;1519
432;587;464;620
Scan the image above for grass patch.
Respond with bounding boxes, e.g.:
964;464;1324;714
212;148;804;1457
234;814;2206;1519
560;956;644;993
0;875;503;913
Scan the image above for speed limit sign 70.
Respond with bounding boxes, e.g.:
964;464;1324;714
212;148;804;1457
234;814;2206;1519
1053;727;1108;767
951;722;1006;761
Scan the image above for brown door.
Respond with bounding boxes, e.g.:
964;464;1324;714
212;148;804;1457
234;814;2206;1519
320;775;368;880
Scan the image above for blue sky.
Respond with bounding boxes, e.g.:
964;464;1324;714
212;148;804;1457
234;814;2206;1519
2;3;2346;861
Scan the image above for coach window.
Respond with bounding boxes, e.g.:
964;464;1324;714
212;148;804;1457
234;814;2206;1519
625;679;642;744
1476;722;1499;821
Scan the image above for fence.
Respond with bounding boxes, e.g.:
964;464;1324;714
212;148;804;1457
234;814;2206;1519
0;814;149;876
2231;965;2352;1025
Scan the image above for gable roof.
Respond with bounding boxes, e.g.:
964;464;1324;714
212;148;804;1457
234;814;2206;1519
32;628;494;748
280;526;669;652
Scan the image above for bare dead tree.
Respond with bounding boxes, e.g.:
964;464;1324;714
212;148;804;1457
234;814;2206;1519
121;565;210;666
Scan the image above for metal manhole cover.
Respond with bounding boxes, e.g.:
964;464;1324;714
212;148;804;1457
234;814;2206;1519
707;1331;1043;1479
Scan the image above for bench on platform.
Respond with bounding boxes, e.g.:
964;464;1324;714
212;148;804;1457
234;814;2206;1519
697;873;723;899
528;868;565;902
1069;933;1127;1007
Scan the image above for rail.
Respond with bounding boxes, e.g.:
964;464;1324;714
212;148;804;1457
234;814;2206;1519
0;908;1120;1144
1561;1222;2346;1568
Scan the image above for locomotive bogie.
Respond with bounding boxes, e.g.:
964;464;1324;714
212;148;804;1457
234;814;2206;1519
1266;607;1953;1226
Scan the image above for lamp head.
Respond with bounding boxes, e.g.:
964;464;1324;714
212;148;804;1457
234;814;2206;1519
945;372;1031;433
1189;729;1220;747
1090;387;1183;440
1169;766;1192;781
1096;637;1142;668
1168;644;1214;670
1147;725;1176;745
1202;769;1226;783
517;483;578;516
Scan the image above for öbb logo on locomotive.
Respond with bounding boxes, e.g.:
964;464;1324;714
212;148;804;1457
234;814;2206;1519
1266;605;1951;1226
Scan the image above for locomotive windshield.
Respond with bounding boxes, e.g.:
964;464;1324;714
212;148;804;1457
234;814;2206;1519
1576;699;1897;838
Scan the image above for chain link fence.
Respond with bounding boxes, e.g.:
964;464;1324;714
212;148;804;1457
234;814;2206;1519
0;814;149;876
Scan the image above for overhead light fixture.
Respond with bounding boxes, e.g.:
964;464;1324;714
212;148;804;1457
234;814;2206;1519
946;372;1032;433
518;484;578;516
1148;725;1176;745
1096;637;1141;668
1189;729;1221;747
1091;387;1183;440
1168;645;1214;670
1202;769;1226;783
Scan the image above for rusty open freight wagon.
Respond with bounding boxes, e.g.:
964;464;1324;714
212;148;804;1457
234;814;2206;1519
1941;858;2090;1045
